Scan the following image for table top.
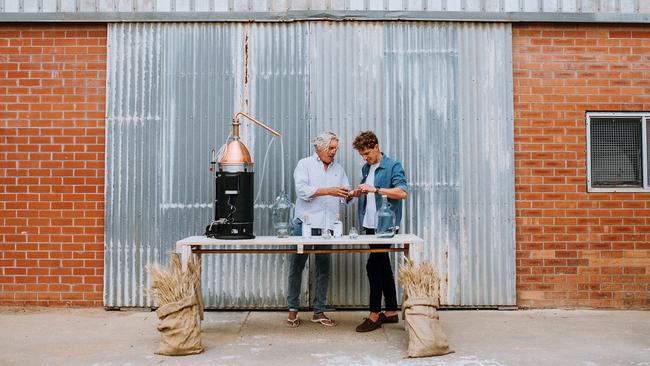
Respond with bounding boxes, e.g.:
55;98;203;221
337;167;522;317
176;234;423;247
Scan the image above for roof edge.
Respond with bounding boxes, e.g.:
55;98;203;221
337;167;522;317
1;10;649;23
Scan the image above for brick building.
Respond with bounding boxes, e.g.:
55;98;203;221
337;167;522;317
1;25;106;306
1;2;648;309
513;24;650;308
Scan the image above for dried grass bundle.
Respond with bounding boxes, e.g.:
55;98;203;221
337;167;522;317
398;259;440;300
146;253;200;306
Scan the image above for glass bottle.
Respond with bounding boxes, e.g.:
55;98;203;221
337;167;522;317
302;215;312;238
332;213;343;238
271;191;294;238
349;204;358;238
375;195;396;238
322;228;332;239
348;226;358;239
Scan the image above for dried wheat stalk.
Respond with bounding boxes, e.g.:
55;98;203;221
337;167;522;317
146;252;201;306
398;259;440;299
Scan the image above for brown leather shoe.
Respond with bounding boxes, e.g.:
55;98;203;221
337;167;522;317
355;318;382;332
379;313;399;324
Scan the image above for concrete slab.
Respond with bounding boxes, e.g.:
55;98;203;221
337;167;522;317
0;308;648;366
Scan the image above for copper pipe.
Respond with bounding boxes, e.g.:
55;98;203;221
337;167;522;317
219;112;280;165
233;111;281;137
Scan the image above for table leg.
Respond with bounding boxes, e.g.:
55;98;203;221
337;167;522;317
192;251;205;321
402;243;410;328
179;244;191;272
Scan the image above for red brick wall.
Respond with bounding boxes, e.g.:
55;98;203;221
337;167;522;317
513;24;650;309
0;25;106;306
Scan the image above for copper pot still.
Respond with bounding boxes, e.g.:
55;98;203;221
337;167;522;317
205;112;281;239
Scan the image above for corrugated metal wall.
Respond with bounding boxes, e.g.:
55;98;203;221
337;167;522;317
105;21;515;308
457;23;515;305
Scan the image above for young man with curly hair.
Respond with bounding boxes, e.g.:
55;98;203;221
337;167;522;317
348;131;408;332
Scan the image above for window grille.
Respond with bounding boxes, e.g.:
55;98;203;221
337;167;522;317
587;113;649;192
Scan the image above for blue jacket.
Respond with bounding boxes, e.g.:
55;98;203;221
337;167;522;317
358;153;408;228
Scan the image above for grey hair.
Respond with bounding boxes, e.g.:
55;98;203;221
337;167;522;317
312;131;339;151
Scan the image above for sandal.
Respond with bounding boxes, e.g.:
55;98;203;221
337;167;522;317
310;313;337;327
286;317;301;328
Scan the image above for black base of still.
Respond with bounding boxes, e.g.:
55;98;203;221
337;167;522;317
205;171;255;240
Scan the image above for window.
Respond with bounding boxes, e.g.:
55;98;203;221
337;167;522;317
587;112;649;192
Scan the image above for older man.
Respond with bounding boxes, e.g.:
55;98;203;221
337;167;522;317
286;131;350;328
348;130;408;332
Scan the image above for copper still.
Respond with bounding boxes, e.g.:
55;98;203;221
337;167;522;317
205;112;280;239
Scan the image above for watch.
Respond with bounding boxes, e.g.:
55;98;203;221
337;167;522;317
375;187;380;194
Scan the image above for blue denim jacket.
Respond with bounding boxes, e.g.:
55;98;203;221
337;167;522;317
358;153;408;228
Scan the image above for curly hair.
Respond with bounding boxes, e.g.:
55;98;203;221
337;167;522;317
352;131;378;151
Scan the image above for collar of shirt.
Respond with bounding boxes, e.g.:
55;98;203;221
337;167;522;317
362;153;388;180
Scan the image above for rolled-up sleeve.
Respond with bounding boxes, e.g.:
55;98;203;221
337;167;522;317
391;162;408;192
294;160;317;201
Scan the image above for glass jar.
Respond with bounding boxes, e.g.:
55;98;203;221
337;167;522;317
271;191;294;238
348;226;358;239
332;213;343;238
302;215;312;238
375;194;396;238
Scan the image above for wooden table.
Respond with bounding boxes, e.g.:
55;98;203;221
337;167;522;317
176;234;425;319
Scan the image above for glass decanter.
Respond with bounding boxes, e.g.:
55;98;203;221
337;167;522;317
271;191;294;238
375;195;396;238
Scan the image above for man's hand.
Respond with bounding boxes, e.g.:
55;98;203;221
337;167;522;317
347;188;362;198
329;186;350;198
314;186;350;198
356;183;377;194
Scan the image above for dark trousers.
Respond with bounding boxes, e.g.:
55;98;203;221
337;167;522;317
364;228;398;313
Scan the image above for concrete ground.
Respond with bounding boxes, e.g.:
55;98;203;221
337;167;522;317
0;308;648;366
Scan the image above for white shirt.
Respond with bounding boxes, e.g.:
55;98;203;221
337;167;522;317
362;163;380;229
294;154;350;230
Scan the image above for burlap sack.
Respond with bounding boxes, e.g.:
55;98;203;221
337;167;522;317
403;297;453;358
154;295;203;356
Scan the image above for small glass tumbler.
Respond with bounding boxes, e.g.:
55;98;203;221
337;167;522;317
348;227;358;239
